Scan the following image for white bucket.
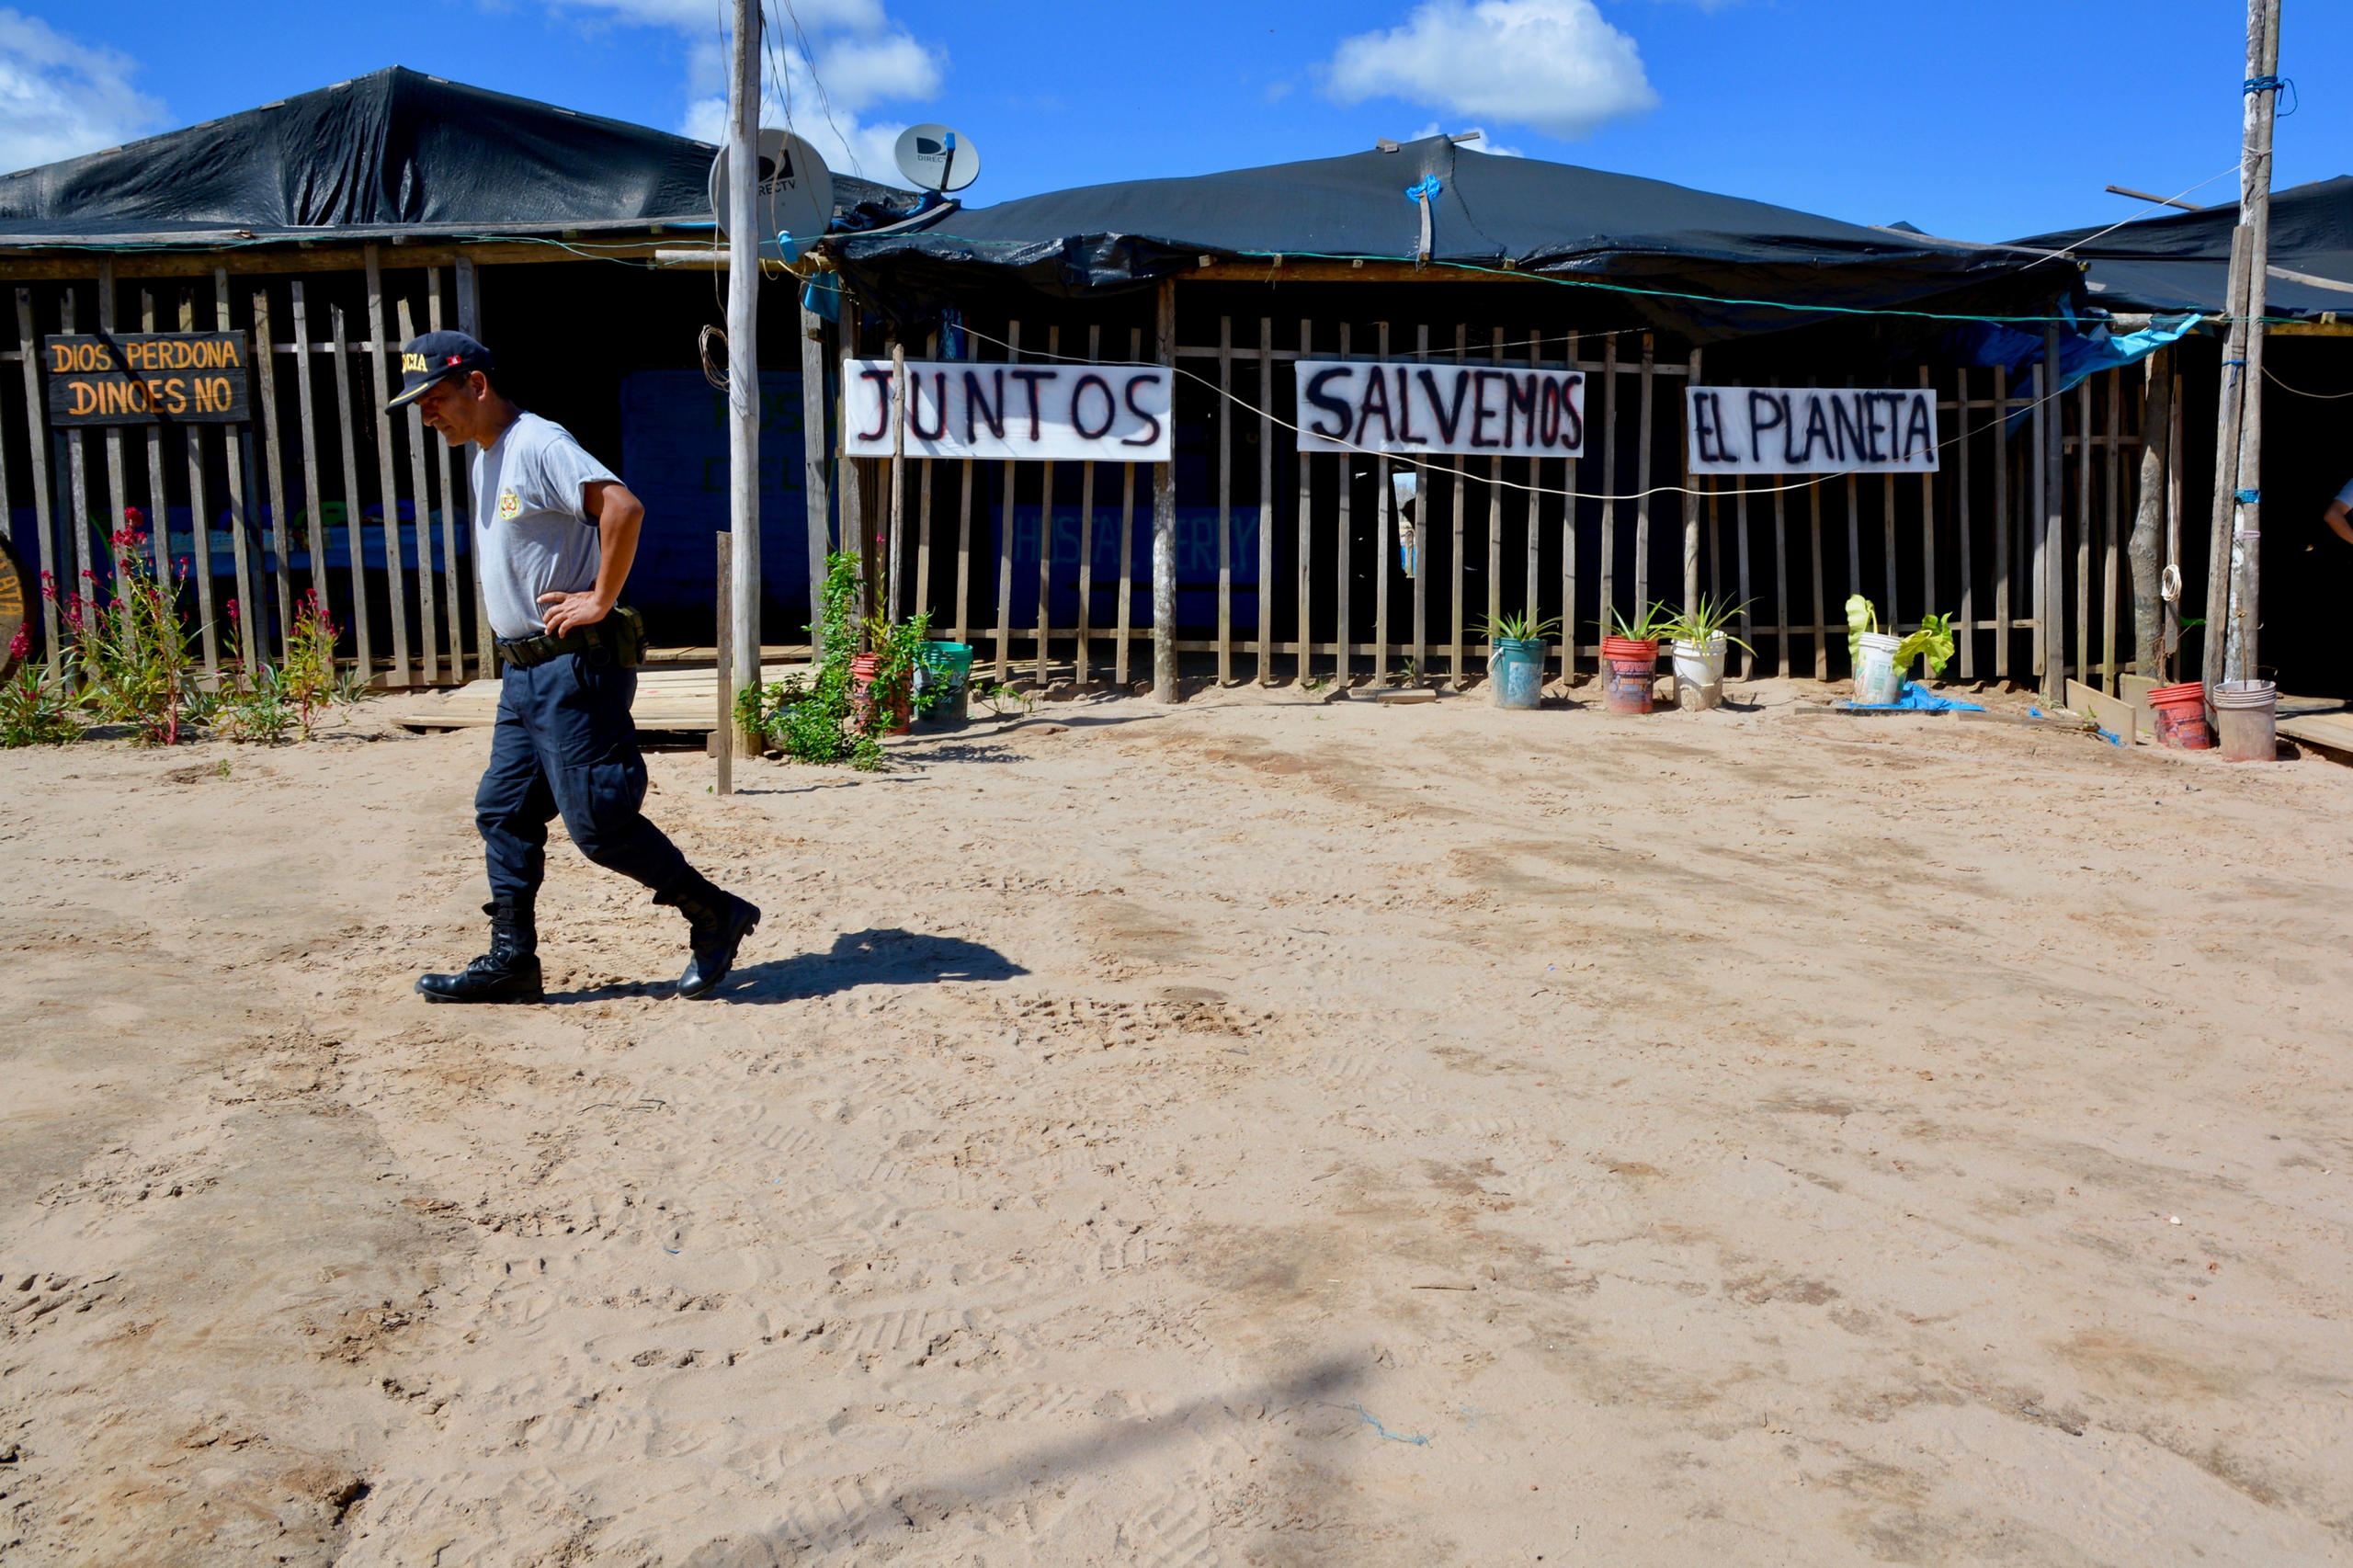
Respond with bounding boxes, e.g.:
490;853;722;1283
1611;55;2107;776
2211;679;2278;762
1672;636;1725;711
1853;631;1903;706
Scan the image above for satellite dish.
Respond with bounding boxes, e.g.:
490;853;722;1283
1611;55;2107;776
893;123;981;194
710;128;835;258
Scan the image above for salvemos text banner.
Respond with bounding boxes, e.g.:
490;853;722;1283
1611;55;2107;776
1686;386;1938;474
843;359;1171;462
1295;359;1586;458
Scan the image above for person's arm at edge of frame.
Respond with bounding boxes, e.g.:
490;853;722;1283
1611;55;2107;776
537;480;642;635
2325;495;2353;549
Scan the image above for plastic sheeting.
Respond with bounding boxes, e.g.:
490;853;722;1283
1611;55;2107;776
827;135;2072;343
2005;176;2353;320
0;66;917;244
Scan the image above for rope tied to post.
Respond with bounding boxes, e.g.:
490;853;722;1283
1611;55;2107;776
2242;74;2297;113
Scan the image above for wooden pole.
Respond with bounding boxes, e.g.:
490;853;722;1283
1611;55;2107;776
715;529;733;796
1299;317;1315;684
1116;325;1137;688
455;255;494;676
362;246;409;685
252;287;295;659
2039;336;2065;706
1035;325;1055;684
1682;347;1702;614
888;337;907;629
1216;313;1233;686
726;0;763;701
139;291;168;600
395;295;439;683
799;293;832;654
1257;316;1273;684
2224;0;2281;685
426;269;466;674
1152;278;1177;702
15;289;57;674
995;319;1017;682
1075;324;1097;687
290;281;330;636
327;303;369;681
97;263;126;575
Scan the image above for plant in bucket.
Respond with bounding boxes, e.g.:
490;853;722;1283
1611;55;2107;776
1478;611;1560;710
914;640;975;722
1600;602;1672;715
1844;597;1955;705
1661;597;1754;712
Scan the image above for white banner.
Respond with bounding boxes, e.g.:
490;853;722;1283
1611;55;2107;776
1295;359;1585;458
843;358;1170;462
1686;385;1938;474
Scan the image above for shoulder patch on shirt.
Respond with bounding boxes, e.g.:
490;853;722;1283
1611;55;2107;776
496;489;522;521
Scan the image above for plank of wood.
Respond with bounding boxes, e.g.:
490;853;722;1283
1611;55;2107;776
2119;673;2157;734
176;290;219;673
1074;324;1095;687
1633;334;1654;616
1993;365;2010;681
395;295;439;683
1599;335;1618;640
15;288;59;672
426;269;467;676
1256;316;1273;685
1116;326;1139;688
1151;280;1176;701
252;287;294;654
1216;313;1232;686
1955;367;1974;679
995;320;1018;682
288;281;329;636
97;264;127;600
363;246;410;685
327;303;371;678
2065;677;2137;744
714;530;732;794
455;254;494;675
1034;326;1054;685
2278;708;2353;762
1299;318;1315;686
139;290;169;597
1681;347;1701;612
1560;330;1578;679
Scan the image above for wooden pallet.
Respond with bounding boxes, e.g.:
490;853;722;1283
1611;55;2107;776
387;663;812;733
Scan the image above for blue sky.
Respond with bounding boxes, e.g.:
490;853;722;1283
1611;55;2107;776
17;0;2347;241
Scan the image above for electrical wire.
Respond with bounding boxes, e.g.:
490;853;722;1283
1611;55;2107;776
2265;362;2353;400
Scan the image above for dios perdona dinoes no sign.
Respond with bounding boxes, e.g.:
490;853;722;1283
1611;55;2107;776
1685;386;1938;474
842;358;1171;462
1294;360;1586;458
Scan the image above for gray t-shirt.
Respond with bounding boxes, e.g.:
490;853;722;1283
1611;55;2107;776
471;411;620;640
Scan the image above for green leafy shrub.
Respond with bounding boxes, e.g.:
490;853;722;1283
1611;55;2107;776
48;511;198;744
0;628;78;746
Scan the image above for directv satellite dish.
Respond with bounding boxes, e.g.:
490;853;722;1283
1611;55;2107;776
710;128;835;258
893;123;980;194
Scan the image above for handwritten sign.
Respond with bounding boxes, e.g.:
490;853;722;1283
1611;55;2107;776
1686;386;1937;474
1295;360;1586;459
842;358;1171;462
44;333;250;426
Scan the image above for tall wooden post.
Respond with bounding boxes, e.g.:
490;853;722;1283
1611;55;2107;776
799;293;832;652
1152;278;1178;702
2128;347;2171;679
2223;0;2281;685
725;0;763;699
715;530;733;795
2038;333;2065;707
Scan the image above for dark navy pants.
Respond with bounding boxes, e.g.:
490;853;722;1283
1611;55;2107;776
477;650;687;906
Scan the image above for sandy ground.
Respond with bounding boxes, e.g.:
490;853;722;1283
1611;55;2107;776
3;675;2351;1567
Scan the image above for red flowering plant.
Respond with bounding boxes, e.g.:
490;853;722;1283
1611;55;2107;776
43;507;199;744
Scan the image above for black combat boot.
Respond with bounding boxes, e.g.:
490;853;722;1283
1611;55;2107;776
415;899;544;1004
655;869;760;999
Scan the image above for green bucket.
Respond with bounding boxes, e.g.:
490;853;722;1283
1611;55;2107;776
915;641;974;722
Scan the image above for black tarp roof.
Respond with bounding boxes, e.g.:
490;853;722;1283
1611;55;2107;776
827;134;2073;342
2006;176;2353;319
0;65;910;246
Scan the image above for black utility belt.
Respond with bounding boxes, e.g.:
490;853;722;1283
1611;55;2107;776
498;606;646;669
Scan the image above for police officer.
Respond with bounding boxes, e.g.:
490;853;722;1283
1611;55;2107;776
395;331;759;1002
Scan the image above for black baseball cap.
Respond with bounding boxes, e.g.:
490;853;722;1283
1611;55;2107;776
388;330;494;410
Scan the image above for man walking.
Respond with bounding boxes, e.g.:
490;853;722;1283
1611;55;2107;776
396;331;759;1002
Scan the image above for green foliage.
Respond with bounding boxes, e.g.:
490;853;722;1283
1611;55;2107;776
1845;594;1879;669
857;608;933;737
213;662;294;744
1848;597;1956;678
1478;610;1562;643
0;653;79;747
281;591;340;738
974;680;1035;718
1660;596;1756;655
1892;613;1957;678
739;551;932;769
1607;601;1674;642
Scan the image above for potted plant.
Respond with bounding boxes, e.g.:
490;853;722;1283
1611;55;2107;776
854;608;932;737
1844;597;1955;705
1600;602;1673;715
1478;610;1561;710
1661;597;1754;712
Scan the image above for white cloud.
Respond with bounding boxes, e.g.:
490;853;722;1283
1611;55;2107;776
1325;0;1657;142
0;9;166;174
545;0;941;182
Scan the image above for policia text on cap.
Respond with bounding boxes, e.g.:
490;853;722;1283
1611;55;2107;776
392;331;760;1003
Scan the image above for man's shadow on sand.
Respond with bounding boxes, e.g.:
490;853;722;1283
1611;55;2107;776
547;927;1026;1006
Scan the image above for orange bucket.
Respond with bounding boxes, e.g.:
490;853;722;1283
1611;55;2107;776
1600;636;1658;715
2146;680;2211;751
